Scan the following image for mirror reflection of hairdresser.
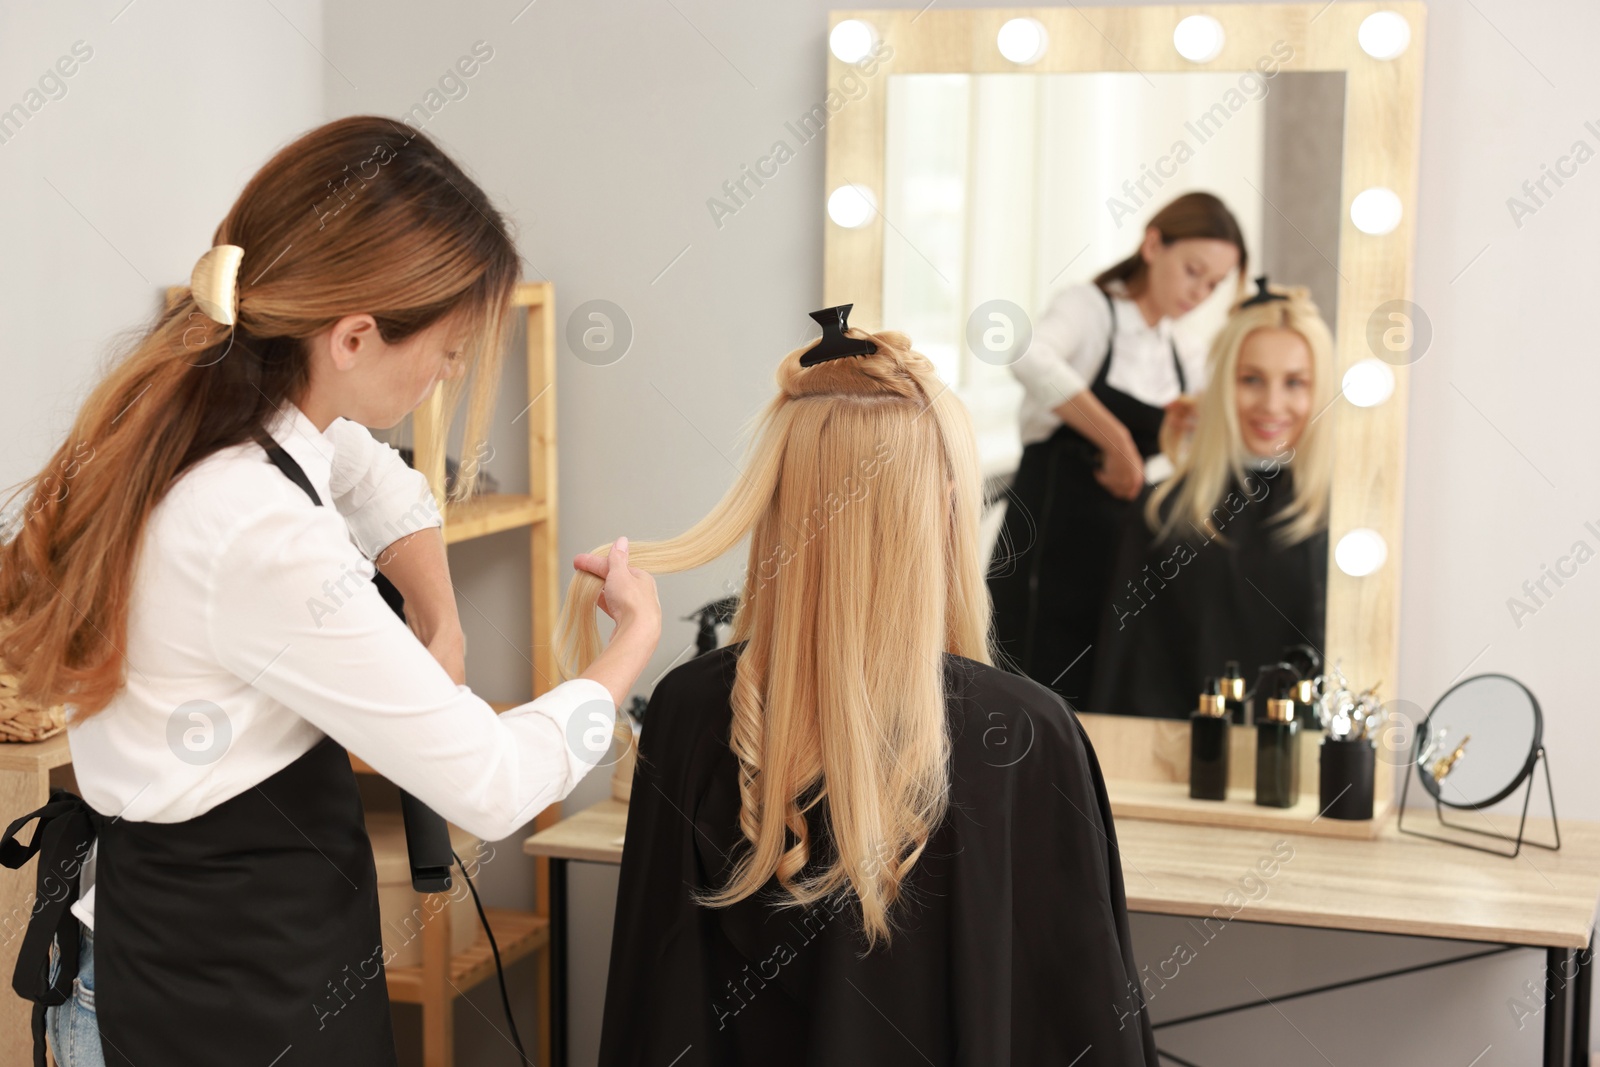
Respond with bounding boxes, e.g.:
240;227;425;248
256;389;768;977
988;192;1246;704
1090;283;1335;719
584;316;1160;1065
0;117;660;1067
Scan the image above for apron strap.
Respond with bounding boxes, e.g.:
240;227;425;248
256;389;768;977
1094;285;1118;391
0;788;98;1067
251;426;324;507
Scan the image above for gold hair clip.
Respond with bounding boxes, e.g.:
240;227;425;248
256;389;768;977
190;244;245;326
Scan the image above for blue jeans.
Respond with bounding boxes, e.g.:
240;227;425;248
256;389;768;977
45;927;104;1067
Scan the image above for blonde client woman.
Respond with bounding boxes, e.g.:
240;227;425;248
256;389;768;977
568;307;1157;1066
0;116;659;1067
1090;280;1335;719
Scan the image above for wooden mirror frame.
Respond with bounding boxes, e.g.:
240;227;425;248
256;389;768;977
823;2;1425;720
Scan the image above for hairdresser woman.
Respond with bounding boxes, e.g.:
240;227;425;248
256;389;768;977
0;116;660;1067
988;191;1245;702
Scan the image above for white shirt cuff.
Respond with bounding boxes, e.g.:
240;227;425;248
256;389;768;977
324;417;444;560
348;470;442;561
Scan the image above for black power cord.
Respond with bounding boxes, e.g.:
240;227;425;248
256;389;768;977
451;847;531;1066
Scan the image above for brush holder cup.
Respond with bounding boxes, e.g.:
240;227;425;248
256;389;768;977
1318;736;1376;820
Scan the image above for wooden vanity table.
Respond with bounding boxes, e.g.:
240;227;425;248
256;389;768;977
525;800;1599;1067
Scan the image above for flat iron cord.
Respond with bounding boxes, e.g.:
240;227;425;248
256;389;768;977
452;847;531;1065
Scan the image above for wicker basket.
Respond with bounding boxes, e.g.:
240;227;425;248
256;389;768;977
0;667;68;743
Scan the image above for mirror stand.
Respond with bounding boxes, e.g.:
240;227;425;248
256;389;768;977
1397;746;1562;859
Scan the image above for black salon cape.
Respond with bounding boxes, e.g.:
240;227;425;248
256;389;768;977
1089;465;1327;719
597;643;1157;1067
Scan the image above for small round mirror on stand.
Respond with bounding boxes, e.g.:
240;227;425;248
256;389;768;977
1417;674;1540;808
1399;673;1559;857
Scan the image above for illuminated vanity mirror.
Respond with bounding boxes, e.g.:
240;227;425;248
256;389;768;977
881;68;1346;717
824;7;1423;746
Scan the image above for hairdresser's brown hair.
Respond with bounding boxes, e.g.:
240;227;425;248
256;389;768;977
557;330;992;946
1094;190;1248;298
0;115;519;721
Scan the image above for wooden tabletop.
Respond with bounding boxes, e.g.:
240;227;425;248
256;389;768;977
1116;813;1597;949
523;802;1600;950
524;799;629;864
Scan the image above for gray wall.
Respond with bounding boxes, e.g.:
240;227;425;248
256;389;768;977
7;1;1600;1063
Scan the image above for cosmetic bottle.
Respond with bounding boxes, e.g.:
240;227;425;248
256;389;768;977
1222;661;1248;725
1254;678;1301;809
1189;679;1229;801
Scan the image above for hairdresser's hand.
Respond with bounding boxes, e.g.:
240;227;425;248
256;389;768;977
1053;389;1142;501
574;537;661;709
1094;431;1145;501
573;536;661;637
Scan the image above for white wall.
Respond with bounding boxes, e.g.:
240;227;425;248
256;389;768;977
9;0;1600;1063
0;0;326;480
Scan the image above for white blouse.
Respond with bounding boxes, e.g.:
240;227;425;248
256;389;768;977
59;398;611;929
1009;282;1209;448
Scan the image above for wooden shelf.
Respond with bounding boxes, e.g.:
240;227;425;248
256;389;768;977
0;731;71;775
385;906;549;1002
511;281;552;308
442;493;547;545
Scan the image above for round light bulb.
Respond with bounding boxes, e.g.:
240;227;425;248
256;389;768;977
1342;358;1396;407
1173;15;1225;63
827;184;877;229
1336;528;1388;577
829;19;877;64
1358;12;1411;60
1351;187;1403;235
997;18;1049;65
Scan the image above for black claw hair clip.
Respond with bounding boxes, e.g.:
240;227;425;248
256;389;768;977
800;304;878;367
1240;275;1291;308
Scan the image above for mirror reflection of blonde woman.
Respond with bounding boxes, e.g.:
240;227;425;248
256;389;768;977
568;317;1159;1066
1091;282;1335;719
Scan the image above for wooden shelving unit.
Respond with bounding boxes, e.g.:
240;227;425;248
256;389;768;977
385;908;551;1002
363;280;563;1067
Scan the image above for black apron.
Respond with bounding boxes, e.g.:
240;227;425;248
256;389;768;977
2;430;399;1067
988;286;1186;704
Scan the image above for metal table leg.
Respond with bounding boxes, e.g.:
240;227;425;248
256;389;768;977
1547;947;1572;1067
551;857;568;1067
1573;931;1593;1067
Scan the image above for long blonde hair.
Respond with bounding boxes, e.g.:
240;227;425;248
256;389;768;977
557;329;991;946
1147;285;1335;546
0;116;518;720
